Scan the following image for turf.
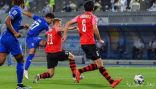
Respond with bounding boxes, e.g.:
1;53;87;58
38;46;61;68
0;66;156;89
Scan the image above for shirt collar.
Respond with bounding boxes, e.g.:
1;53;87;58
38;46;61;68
85;11;93;15
14;5;22;10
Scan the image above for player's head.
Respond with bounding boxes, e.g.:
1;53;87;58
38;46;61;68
13;0;25;8
84;1;94;12
45;13;55;25
53;18;62;27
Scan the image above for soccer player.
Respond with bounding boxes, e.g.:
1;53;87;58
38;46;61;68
22;11;54;79
63;1;122;88
0;0;31;88
33;18;79;83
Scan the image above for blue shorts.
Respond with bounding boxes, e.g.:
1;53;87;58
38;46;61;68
0;36;22;56
26;37;42;49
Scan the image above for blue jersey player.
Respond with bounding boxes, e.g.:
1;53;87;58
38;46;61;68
0;0;31;89
22;11;54;79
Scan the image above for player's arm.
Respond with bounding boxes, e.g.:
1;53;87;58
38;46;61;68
22;10;33;18
60;26;77;32
62;16;78;41
92;15;104;44
63;16;78;40
68;26;78;30
62;21;76;41
93;24;104;43
5;16;21;37
19;24;29;30
93;24;101;40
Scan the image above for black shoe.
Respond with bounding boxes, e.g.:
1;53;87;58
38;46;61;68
16;84;32;89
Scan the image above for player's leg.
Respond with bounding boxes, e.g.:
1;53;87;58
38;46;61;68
94;58;114;84
24;37;42;79
25;38;46;70
78;63;98;73
78;45;99;74
83;44;121;88
39;39;46;46
14;54;25;87
33;53;57;83
89;45;122;88
94;58;122;88
10;40;31;88
68;52;82;82
33;68;55;83
39;53;57;79
24;48;35;79
0;53;8;66
0;41;8;66
68;52;77;77
40;68;54;79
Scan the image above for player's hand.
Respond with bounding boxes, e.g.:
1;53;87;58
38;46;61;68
75;26;79;31
23;24;29;30
14;33;21;38
62;35;67;42
98;39;104;44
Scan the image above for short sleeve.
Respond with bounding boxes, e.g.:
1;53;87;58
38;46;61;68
9;9;21;20
92;15;98;25
32;15;40;20
45;25;49;31
71;16;78;23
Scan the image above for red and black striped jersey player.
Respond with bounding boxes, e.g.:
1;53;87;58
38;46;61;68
33;18;80;83
62;1;122;88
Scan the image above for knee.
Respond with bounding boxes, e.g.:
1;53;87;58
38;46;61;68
29;48;35;54
94;59;103;68
69;52;75;60
40;40;46;46
15;54;24;63
0;57;6;66
97;64;103;68
0;62;4;66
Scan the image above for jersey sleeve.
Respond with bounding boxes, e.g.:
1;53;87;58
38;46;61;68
92;15;98;25
9;9;21;20
71;16;78;23
32;15;40;20
45;25;49;31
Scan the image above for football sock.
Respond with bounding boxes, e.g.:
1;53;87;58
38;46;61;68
25;54;35;70
78;64;98;73
16;63;24;84
99;67;114;84
40;72;51;79
69;60;77;77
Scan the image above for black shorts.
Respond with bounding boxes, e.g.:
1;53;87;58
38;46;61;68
81;44;100;60
46;50;69;68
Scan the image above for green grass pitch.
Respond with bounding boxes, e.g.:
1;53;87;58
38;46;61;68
0;66;156;89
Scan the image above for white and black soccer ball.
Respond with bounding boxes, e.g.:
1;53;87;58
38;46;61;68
134;75;144;85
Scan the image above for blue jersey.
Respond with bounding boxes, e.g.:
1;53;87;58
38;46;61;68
2;5;22;38
27;15;49;37
0;5;23;55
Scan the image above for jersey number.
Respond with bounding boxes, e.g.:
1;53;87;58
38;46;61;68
47;34;53;45
30;21;39;30
82;19;86;32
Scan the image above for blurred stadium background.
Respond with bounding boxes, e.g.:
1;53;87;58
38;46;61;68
1;0;156;66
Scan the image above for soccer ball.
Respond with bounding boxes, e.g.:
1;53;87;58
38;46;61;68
134;75;144;85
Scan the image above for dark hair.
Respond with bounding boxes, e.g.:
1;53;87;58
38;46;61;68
84;1;94;11
53;18;61;24
45;13;55;19
13;0;24;6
